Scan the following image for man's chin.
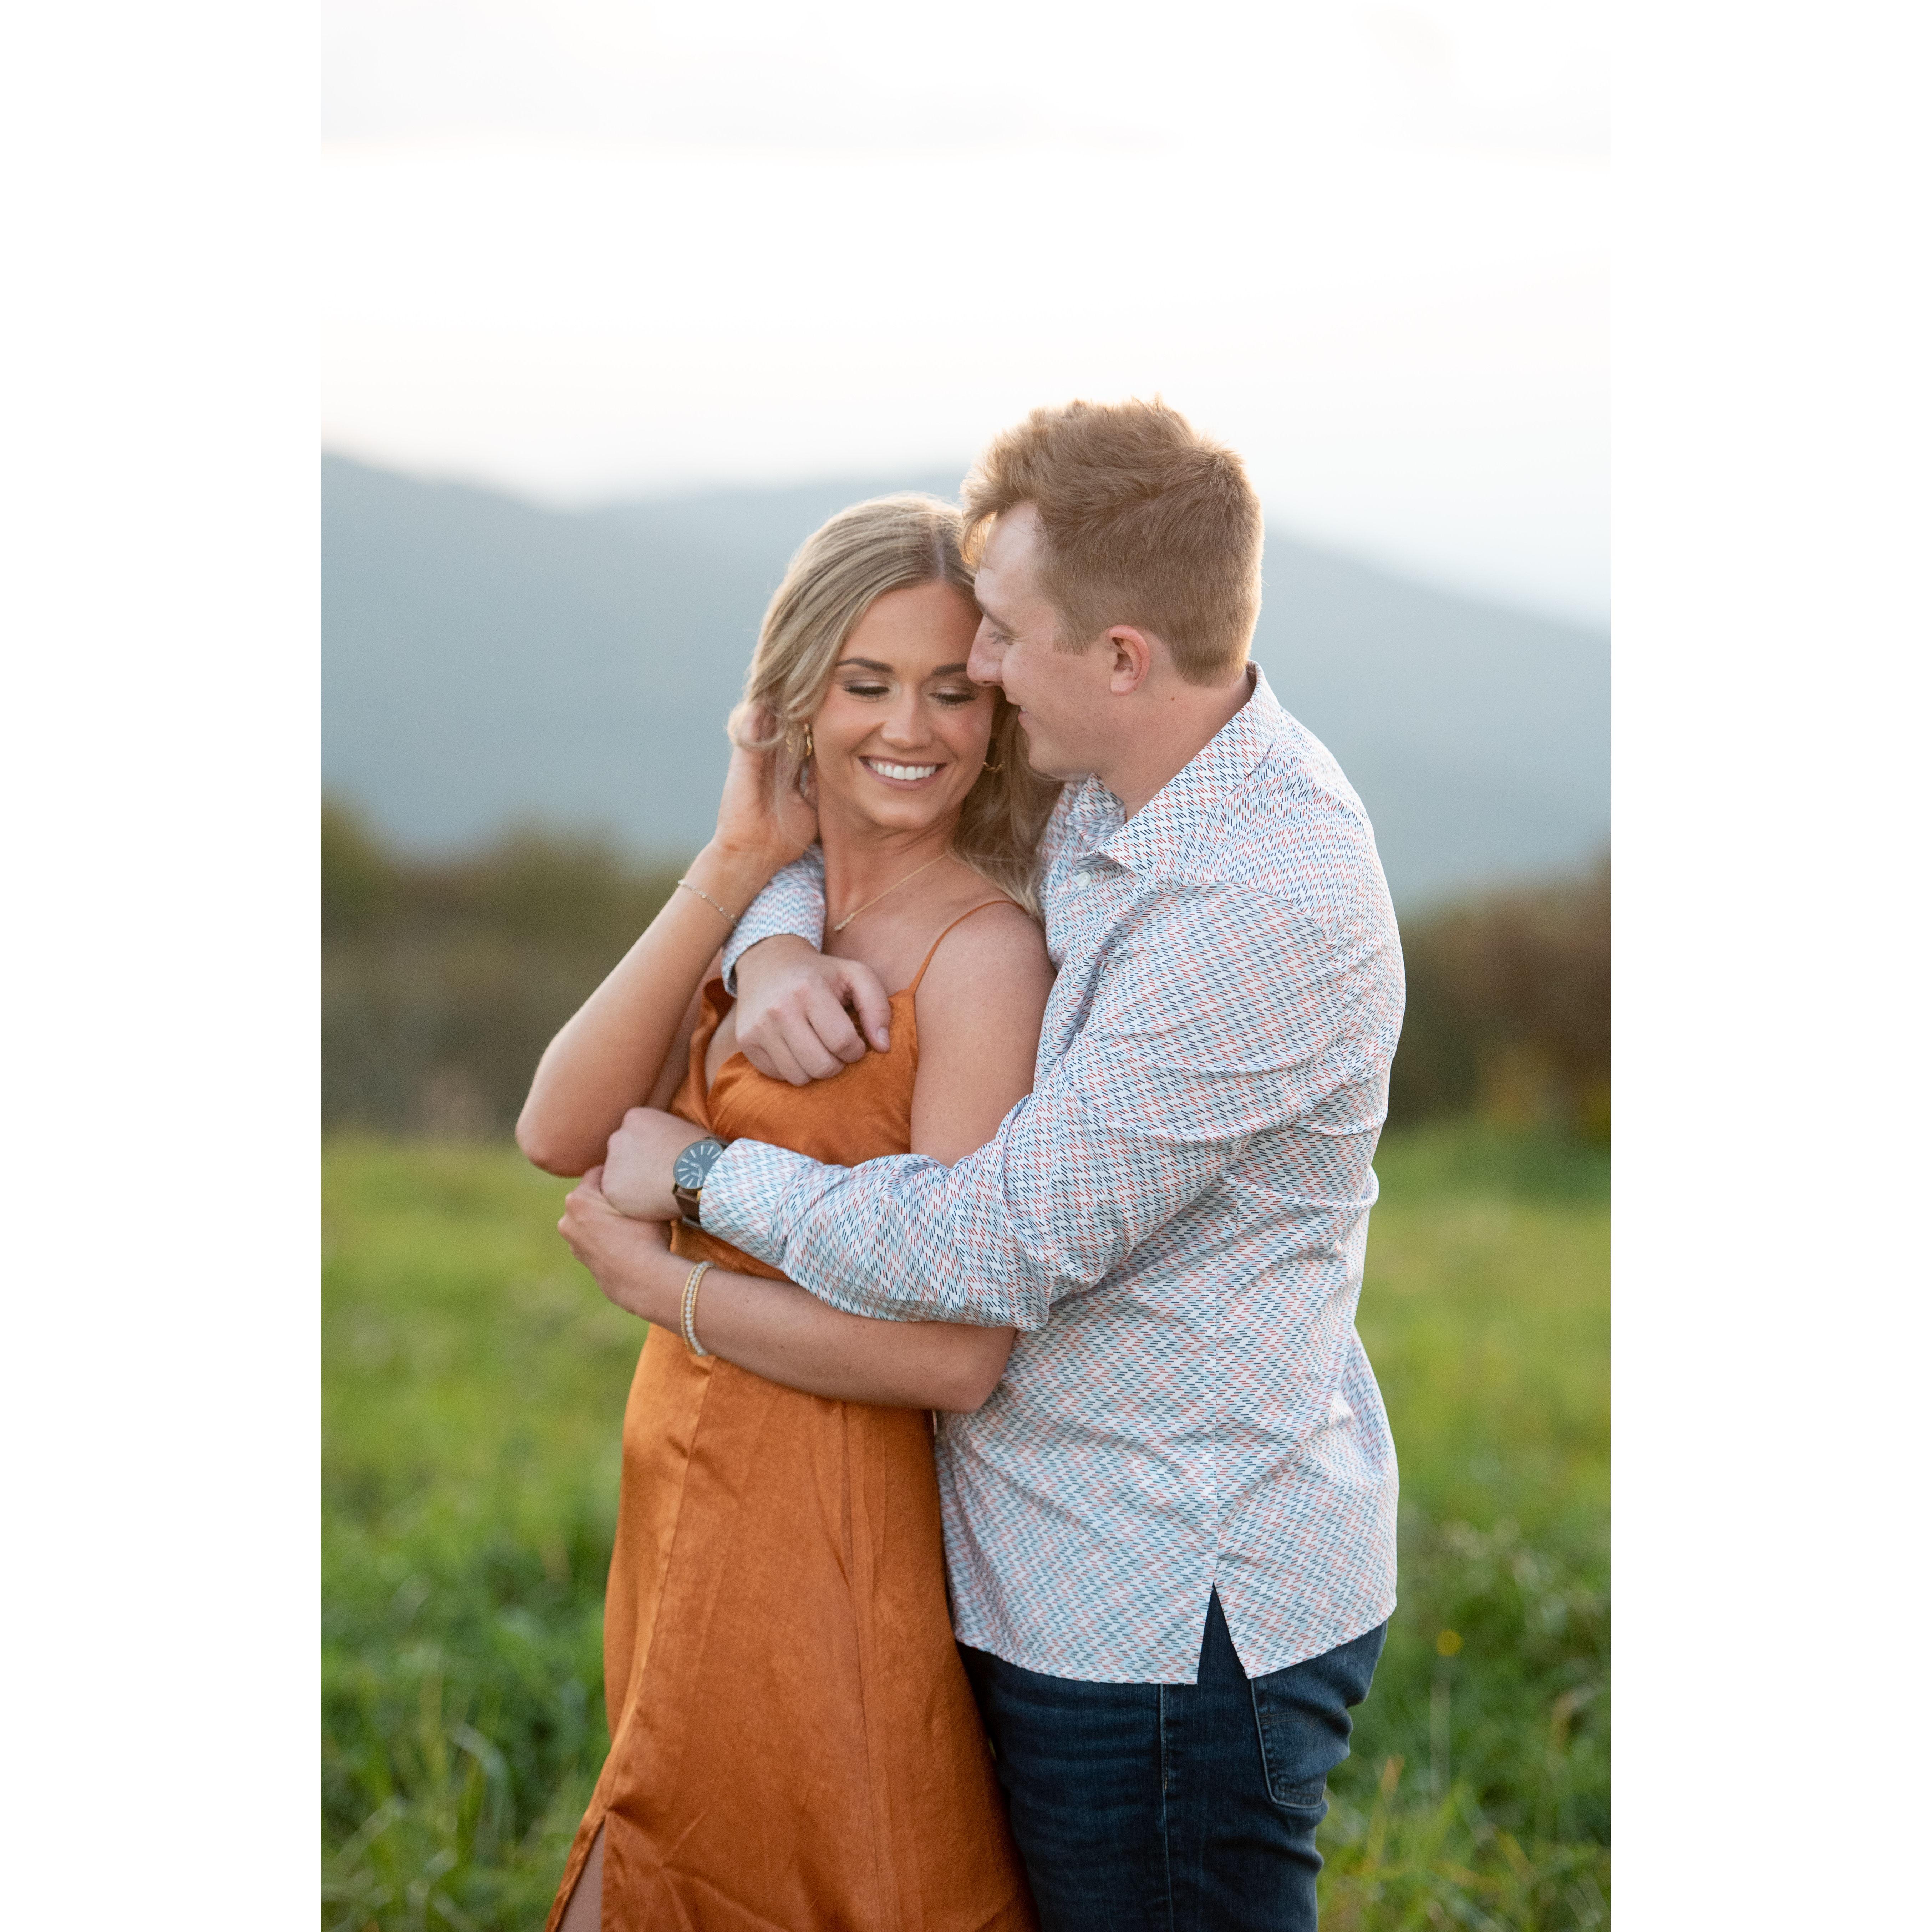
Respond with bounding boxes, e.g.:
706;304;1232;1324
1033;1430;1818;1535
1022;739;1082;783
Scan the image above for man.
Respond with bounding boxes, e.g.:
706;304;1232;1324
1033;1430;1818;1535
581;399;1403;1931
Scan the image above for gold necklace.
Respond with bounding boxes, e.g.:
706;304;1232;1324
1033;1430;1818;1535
828;853;949;933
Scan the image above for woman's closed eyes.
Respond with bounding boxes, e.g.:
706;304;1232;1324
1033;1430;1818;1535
839;680;980;707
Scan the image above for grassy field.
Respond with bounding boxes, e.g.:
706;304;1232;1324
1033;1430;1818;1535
322;1125;1607;1930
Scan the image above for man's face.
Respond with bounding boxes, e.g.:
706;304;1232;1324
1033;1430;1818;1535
967;506;1118;782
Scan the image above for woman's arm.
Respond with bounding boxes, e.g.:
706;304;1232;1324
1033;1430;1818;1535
695;1266;1014;1412
516;879;729;1176
561;1204;1012;1412
517;732;815;1175
565;900;1054;1408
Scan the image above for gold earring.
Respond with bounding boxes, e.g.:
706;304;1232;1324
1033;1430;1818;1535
982;751;1003;774
802;727;814;761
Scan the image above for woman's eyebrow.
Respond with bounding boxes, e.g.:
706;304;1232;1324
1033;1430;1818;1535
834;657;972;676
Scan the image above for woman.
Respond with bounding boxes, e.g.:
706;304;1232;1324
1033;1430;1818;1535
516;495;1060;1931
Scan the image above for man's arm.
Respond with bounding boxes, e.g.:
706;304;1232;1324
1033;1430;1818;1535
702;886;1399;1328
719;848;824;990
721;784;1079;1084
556;1171;1015;1411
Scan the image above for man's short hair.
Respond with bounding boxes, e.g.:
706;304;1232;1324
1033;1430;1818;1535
962;398;1264;686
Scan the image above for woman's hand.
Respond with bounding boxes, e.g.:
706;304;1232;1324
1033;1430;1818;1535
678;708;818;933
559;1167;682;1324
711;705;817;874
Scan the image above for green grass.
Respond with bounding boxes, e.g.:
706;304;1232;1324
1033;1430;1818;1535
322;1124;1608;1930
1319;1127;1609;1929
322;1143;633;1930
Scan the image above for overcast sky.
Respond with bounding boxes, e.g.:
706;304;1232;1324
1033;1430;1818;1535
322;0;1608;624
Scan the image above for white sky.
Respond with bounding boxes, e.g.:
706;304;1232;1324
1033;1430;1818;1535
322;0;1608;623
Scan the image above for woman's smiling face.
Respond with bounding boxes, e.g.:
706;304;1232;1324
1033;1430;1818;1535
808;580;995;838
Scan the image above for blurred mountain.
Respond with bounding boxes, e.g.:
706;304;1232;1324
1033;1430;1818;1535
322;453;1606;909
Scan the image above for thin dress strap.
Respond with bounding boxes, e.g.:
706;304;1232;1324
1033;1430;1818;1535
907;901;1012;995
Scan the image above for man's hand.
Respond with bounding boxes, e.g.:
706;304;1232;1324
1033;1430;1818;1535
603;1107;706;1220
557;1167;681;1323
735;935;893;1085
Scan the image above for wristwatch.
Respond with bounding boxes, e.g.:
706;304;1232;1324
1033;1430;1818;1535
671;1136;726;1224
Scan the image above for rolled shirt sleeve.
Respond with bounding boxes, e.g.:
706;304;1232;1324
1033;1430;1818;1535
720;849;825;994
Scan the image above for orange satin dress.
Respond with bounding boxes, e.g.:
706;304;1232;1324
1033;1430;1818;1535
547;905;1037;1932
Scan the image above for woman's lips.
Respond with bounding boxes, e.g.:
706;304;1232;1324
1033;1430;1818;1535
860;757;944;787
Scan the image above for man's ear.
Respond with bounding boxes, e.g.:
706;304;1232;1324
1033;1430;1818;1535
1105;625;1155;695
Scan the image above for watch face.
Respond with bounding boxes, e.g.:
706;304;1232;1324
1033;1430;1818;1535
675;1138;722;1188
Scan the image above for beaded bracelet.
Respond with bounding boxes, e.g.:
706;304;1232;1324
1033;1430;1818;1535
680;1260;713;1357
676;877;739;927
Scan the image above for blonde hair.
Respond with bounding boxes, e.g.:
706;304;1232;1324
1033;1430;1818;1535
730;494;1061;916
962;398;1263;685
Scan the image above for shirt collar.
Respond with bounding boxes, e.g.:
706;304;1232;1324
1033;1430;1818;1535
1085;666;1286;882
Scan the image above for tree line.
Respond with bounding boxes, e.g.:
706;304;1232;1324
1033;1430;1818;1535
324;801;1608;1143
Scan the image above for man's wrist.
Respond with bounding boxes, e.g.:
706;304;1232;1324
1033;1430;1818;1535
672;1134;726;1221
736;932;818;969
688;1137;800;1274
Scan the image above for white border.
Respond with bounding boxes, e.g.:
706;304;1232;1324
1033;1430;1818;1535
0;1;317;1913
1615;0;1931;1921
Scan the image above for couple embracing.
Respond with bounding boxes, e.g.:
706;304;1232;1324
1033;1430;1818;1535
518;398;1404;1932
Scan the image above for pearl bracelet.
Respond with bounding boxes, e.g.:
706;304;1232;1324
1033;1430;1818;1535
680;1260;713;1357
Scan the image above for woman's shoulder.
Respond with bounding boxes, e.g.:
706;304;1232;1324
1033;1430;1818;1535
905;895;1051;1154
913;895;1052;1008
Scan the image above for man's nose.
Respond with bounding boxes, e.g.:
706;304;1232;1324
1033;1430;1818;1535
968;624;1006;686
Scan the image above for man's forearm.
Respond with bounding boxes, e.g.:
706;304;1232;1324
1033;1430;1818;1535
702;891;1372;1329
564;1172;1009;1408
700;1061;1234;1333
701;1137;1042;1325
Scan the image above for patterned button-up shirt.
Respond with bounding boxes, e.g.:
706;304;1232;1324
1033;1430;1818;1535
708;669;1403;1683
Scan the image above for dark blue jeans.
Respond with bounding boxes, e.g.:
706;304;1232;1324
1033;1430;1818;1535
962;1595;1386;1932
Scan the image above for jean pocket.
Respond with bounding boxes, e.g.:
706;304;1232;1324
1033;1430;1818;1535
1250;1677;1344;1812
